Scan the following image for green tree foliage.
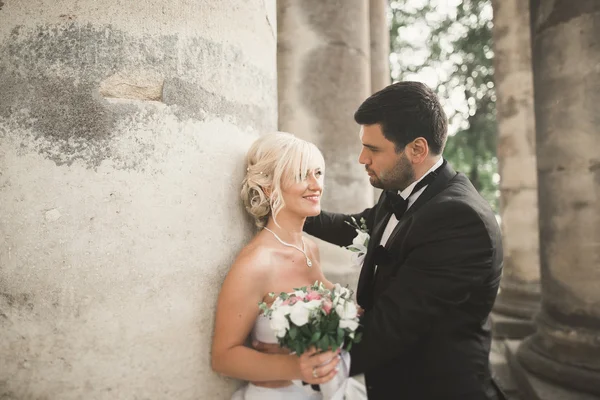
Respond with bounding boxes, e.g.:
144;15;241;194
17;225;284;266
389;0;499;211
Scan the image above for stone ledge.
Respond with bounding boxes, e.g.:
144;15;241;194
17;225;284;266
504;340;600;400
490;339;521;399
491;312;536;339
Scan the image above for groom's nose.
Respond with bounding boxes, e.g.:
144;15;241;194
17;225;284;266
358;147;370;165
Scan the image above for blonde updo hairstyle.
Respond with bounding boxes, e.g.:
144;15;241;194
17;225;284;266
241;132;325;228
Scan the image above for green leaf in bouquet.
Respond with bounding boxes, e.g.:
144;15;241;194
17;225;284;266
289;326;298;340
310;331;322;344
327;318;339;332
319;335;330;350
346;341;353;352
333;336;343;351
300;325;311;337
337;328;345;342
354;332;363;343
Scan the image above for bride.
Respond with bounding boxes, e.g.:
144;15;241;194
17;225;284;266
211;133;366;399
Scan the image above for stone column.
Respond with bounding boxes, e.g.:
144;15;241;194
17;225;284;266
369;0;390;203
517;1;600;395
0;1;277;399
490;0;540;338
277;0;373;289
369;0;391;93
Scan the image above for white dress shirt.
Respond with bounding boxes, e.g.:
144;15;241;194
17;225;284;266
379;157;444;247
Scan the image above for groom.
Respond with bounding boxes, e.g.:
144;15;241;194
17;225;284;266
303;82;505;399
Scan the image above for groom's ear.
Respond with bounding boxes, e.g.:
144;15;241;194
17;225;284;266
408;137;429;164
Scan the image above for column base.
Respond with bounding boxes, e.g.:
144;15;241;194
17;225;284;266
492;280;540;338
516;310;600;397
503;340;600;400
493;280;540;319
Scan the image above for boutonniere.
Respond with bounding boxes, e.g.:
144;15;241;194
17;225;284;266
344;217;370;267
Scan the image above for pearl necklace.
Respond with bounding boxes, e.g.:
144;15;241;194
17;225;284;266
263;227;313;267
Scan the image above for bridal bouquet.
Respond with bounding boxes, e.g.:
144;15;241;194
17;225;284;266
258;281;362;355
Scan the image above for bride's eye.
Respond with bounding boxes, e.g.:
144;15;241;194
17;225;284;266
315;170;323;177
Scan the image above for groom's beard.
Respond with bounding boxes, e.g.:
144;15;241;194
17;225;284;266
371;152;416;191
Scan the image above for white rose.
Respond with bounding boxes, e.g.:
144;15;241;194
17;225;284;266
294;290;306;299
278;304;292;316
352;230;369;247
270;311;290;338
339;319;359;331
290;301;310;326
335;300;358;320
333;284;352;299
351;251;366;267
304;299;322;311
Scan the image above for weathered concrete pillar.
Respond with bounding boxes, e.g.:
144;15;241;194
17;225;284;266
0;1;277;398
490;0;540;339
517;1;600;395
368;0;390;203
369;0;391;94
277;0;373;288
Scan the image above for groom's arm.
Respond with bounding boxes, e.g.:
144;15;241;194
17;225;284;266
349;200;495;375
303;207;374;248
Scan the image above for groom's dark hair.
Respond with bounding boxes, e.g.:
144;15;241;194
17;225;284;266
354;81;448;155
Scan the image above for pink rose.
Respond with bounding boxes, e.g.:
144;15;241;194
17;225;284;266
307;291;322;301
322;300;333;315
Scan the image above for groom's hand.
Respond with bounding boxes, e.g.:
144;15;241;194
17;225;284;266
357;305;365;317
252;339;290;355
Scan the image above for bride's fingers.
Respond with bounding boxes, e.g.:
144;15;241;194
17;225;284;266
310;349;340;366
311;353;340;378
304;347;319;357
314;366;339;384
298;350;340;383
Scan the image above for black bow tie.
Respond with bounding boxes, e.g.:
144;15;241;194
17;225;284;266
383;191;408;220
383;161;444;220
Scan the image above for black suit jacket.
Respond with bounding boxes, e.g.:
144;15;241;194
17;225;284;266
305;162;504;400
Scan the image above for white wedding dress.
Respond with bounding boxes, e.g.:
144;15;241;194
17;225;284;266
231;315;367;400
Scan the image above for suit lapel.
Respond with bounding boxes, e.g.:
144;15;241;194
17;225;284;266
357;163;457;306
356;194;392;307
384;161;457;250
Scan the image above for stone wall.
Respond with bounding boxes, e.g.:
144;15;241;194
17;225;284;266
0;1;277;398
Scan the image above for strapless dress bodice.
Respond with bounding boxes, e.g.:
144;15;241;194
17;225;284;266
252;314;278;345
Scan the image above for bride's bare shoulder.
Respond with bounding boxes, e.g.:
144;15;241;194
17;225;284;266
229;238;278;277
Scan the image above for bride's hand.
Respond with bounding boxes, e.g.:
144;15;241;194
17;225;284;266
298;347;340;385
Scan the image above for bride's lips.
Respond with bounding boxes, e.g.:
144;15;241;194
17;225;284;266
303;195;321;203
